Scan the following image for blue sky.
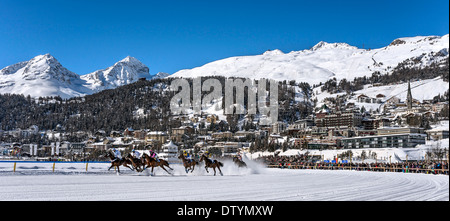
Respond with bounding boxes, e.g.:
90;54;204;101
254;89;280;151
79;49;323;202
0;0;448;76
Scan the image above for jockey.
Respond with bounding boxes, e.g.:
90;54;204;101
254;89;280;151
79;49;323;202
131;149;142;163
237;152;242;161
149;149;160;162
113;148;122;160
184;150;192;161
204;150;212;158
204;150;215;163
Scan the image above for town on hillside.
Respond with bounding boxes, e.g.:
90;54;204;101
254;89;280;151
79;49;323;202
1;80;449;167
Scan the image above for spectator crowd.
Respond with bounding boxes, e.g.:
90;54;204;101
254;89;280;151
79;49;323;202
259;155;449;175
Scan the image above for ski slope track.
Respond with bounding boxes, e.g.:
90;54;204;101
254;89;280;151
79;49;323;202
0;161;448;201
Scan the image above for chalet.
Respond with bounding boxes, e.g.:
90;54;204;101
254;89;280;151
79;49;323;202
357;94;382;104
376;94;386;99
386;96;400;105
124;128;134;137
432;102;448;113
171;126;194;142
171;126;194;136
134;129;147;140
346;102;355;109
95;130;106;137
145;131;168;149
357;94;370;103
110;131;122;137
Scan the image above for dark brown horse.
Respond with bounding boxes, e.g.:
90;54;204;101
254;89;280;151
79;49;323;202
233;156;247;168
178;154;198;173
200;154;223;176
105;150;134;173
124;153;145;172
142;153;174;175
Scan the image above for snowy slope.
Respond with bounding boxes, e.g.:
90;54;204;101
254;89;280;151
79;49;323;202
81;56;152;92
313;77;449;111
170;34;449;84
0;54;93;98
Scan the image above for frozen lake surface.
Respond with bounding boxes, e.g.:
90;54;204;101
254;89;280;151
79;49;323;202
0;161;448;201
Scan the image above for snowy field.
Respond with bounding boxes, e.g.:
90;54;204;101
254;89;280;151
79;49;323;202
0;160;448;201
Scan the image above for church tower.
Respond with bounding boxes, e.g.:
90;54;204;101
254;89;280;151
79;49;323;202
407;80;413;110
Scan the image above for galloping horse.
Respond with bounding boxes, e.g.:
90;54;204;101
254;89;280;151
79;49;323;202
199;154;223;176
233;156;247;168
142;153;174;175
124;153;145;172
105;150;134;173
178;154;198;173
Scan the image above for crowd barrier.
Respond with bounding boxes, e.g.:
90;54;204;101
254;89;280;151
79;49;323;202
267;164;449;175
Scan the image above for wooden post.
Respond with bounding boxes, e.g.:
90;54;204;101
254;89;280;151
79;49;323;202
52;162;55;172
86;162;89;172
13;162;17;172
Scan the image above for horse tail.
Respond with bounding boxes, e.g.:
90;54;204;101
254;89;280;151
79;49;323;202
219;162;224;167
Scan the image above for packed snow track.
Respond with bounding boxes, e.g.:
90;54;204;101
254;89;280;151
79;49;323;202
0;162;448;201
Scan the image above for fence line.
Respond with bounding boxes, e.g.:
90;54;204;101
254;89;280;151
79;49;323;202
267;164;449;175
2;161;182;173
1;161;109;173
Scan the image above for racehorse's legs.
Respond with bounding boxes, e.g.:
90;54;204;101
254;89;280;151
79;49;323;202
108;165;114;171
217;166;223;176
124;164;134;171
160;165;171;175
205;166;209;173
165;162;174;170
213;167;216;176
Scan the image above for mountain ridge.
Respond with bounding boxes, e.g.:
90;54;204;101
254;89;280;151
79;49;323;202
170;34;449;84
0;54;154;98
0;34;448;98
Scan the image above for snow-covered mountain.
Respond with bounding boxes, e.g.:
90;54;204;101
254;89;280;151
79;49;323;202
152;72;171;79
1;34;448;99
0;54;93;98
81;56;151;92
170;34;449;84
0;55;153;98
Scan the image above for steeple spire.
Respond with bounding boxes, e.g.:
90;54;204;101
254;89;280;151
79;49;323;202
407;80;413;110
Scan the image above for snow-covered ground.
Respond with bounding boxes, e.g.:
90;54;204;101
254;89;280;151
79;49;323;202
0;160;447;201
